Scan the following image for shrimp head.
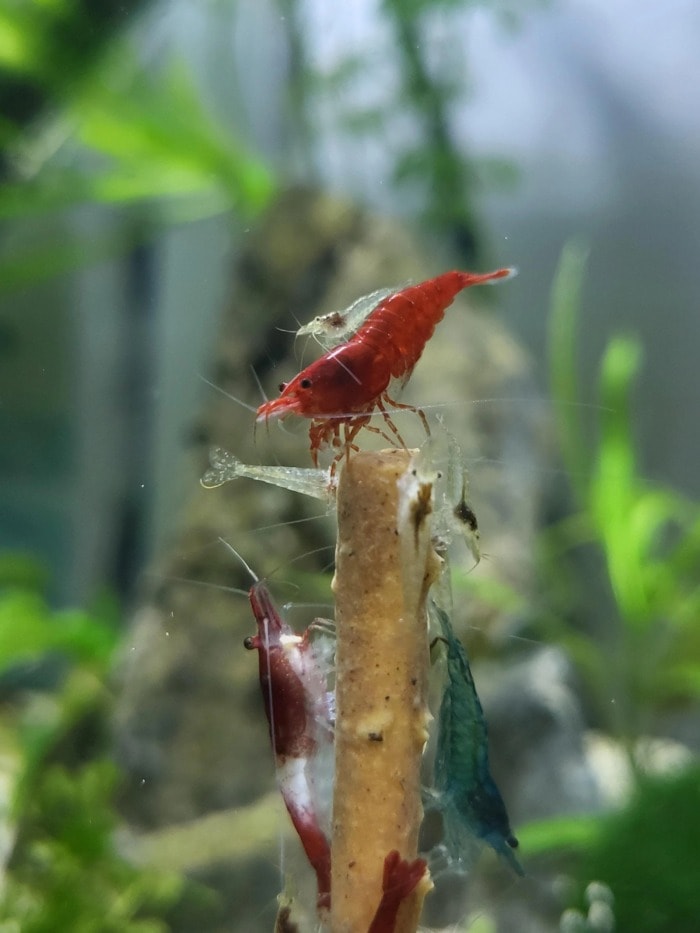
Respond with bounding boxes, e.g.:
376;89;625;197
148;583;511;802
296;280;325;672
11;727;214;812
257;340;392;424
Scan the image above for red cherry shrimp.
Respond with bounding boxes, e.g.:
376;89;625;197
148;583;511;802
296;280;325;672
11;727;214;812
236;550;334;913
257;268;516;472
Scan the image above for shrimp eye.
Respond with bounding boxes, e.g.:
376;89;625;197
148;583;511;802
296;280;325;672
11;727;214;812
300;378;312;389
278;382;287;392
243;635;255;650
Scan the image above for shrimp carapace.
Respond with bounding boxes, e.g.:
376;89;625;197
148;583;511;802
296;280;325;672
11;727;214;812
257;267;516;469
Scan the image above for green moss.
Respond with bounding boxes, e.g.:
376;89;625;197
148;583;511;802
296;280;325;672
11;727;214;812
0;568;191;932
0;761;182;933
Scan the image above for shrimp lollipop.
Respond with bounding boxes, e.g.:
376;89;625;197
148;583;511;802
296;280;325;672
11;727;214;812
257;268;515;470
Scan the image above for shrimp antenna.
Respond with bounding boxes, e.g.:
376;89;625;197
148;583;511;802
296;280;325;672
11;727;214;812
217;537;333;588
249;364;269;404
144;572;249;598
197;375;258;414
249;365;270;452
284;543;335;572
217;537;259;583
263;543;336;584
252;513;328;534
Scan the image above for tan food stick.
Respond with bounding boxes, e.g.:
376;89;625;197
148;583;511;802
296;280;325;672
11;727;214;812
331;449;439;933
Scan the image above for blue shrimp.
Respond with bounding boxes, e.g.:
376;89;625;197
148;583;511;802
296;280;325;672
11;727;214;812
429;601;524;877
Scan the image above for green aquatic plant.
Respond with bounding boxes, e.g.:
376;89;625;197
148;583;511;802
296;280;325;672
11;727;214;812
0;760;182;933
0;3;275;295
279;0;524;261
450;246;699;921
546;243;700;738
0;562;191;932
454;244;699;738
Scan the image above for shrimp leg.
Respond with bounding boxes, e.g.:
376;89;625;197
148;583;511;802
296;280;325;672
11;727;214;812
358;419;407;449
380;391;431;440
367;850;428;933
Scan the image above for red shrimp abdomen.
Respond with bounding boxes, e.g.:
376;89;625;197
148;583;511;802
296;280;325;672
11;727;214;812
353;268;511;380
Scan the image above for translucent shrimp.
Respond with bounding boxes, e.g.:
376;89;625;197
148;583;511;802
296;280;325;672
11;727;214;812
201;446;333;500
257;268;516;472
243;571;335;911
428;599;523;877
296;285;399;349
434;419;482;567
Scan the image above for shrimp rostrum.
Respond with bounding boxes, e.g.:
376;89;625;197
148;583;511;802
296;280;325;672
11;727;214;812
257;268;515;469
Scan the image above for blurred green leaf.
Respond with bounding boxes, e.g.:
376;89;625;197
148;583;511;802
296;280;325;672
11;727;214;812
667;510;700;577
75;62;274;211
0;551;49;592
672;585;700;630
590;335;700;632
547;239;590;503
662;663;700;696
0;591;57;666
0;6;47;74
0;49;276;292
381;0;470;18
544;243;700;732
1;47;275;300
50;609;118;667
591;337;648;623
393;145;435;185
0;169;228;220
453;570;526;616
0;590;117;670
516;813;603;856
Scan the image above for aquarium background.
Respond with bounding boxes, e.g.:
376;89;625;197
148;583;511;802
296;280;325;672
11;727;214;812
1;1;699;931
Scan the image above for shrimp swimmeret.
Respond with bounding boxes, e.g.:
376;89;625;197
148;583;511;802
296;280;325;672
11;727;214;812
257;268;516;470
